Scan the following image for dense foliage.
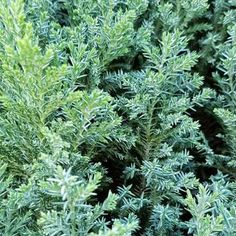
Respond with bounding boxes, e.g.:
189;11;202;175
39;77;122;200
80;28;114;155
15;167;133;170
0;0;236;235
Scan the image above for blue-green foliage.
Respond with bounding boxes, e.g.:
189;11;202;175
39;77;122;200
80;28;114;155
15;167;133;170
0;0;236;235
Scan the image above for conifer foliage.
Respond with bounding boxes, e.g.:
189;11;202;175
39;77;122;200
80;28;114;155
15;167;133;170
0;0;236;235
